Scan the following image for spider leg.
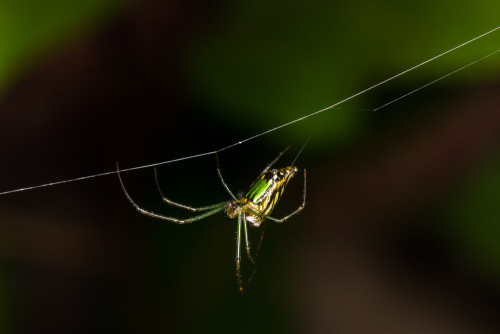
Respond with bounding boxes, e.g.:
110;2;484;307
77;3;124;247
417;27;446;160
264;169;307;223
154;167;226;212
117;163;225;223
244;223;266;289
252;224;266;261
252;146;291;183
242;212;255;265
236;213;244;294
215;153;237;200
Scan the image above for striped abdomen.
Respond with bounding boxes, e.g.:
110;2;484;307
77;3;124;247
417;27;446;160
244;166;297;226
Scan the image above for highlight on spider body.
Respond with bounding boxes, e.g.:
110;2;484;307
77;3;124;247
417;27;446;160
116;146;307;294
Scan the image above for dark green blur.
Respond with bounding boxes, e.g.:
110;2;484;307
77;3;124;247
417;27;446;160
0;0;499;333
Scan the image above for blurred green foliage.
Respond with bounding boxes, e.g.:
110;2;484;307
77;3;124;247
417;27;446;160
184;0;499;146
0;0;122;93
0;1;499;331
447;154;500;282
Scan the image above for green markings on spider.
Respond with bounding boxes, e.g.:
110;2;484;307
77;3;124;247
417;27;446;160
242;166;299;226
116;146;306;294
246;175;272;202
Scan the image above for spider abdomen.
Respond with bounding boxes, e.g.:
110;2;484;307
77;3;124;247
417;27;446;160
243;166;298;226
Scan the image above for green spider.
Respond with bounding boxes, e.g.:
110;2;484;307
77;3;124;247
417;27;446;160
116;147;306;293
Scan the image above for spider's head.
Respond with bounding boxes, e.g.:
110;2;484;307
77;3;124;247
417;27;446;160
225;200;241;219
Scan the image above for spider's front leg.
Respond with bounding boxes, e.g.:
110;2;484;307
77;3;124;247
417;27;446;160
116;163;225;223
257;146;290;178
154;167;226;212
215;153;237;200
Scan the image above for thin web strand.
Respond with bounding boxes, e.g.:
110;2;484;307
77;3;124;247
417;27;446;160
291;135;312;166
373;49;500;111
0;27;498;197
220;26;500;151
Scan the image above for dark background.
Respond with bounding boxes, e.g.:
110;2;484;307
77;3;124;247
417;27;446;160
0;1;499;333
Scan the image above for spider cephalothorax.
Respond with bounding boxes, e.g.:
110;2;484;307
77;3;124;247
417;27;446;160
117;147;306;293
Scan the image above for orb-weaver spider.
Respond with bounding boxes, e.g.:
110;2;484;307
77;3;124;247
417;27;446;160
116;147;306;293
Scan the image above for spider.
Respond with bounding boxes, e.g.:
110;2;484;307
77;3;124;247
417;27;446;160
116;147;306;293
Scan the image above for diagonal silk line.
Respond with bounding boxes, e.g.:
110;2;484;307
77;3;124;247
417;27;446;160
372;49;500;111
0;26;498;196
